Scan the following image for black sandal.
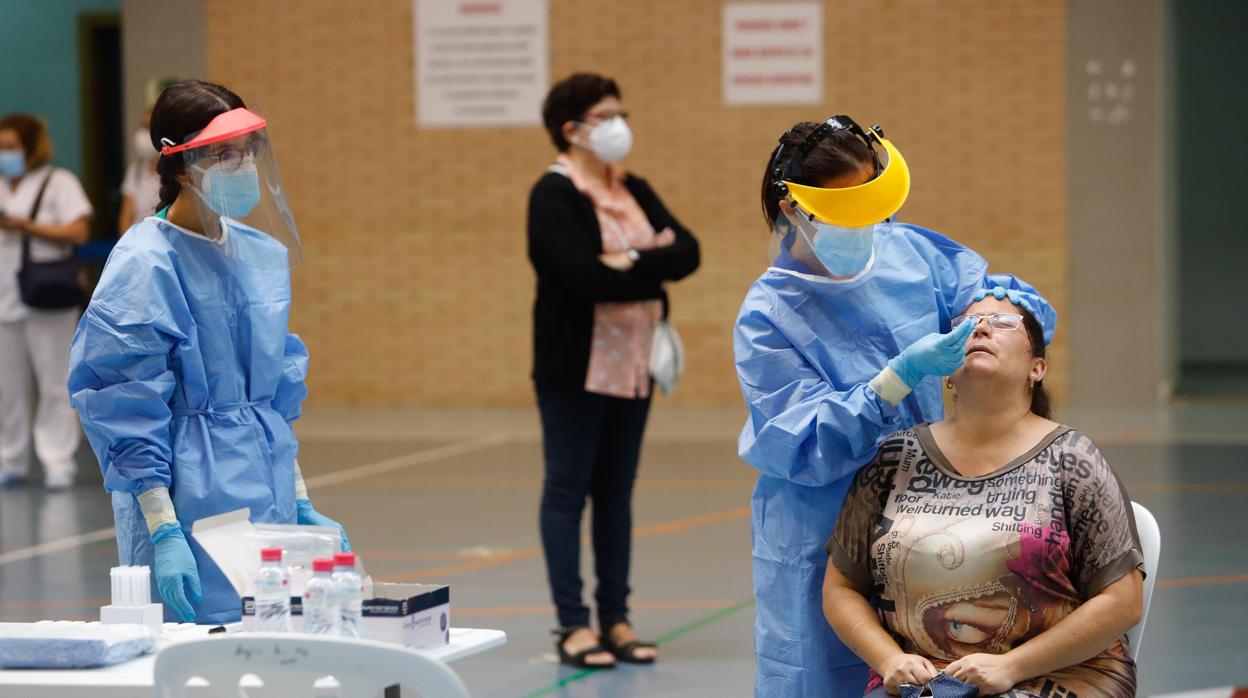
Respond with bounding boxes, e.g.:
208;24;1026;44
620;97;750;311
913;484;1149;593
553;627;616;669
601;623;657;664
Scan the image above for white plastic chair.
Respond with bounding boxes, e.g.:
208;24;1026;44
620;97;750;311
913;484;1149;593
1126;501;1160;660
153;632;470;698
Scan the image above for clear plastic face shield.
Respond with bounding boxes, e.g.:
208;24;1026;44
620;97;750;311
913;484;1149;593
766;115;911;278
160;108;302;269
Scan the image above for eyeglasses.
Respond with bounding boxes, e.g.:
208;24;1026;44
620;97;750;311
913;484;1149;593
196;138;267;172
580;110;628;124
951;312;1024;331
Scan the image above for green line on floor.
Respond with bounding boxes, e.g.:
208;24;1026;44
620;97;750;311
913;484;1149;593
653;597;755;645
523;666;597;697
522;597;755;698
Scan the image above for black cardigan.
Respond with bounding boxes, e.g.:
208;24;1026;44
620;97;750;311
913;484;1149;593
526;170;700;390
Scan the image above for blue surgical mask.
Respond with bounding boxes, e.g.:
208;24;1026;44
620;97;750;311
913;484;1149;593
196;160;261;218
0;151;26;179
811;222;876;277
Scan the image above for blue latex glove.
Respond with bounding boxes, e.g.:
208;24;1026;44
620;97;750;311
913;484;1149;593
151;523;202;622
296;498;351;552
887;320;976;389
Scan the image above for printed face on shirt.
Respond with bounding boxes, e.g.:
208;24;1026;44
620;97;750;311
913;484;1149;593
891;517;1024;658
923;590;1016;655
840;429;1140;695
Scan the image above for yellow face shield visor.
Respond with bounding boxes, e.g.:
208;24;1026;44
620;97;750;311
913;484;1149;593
774;116;911;228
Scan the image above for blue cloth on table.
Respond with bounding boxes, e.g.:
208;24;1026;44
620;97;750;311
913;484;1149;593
0;623;155;669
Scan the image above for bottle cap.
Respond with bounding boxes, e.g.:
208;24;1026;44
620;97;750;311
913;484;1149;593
333;552;356;568
312;557;335;573
260;547;283;562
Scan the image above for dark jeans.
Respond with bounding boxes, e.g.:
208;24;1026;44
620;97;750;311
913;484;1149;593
536;386;651;630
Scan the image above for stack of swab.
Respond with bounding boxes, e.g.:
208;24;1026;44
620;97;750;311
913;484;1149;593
100;565;163;632
108;566;152;607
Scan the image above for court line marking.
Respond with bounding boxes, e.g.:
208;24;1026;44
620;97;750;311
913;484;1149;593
455;599;736;618
328;474;1248;496
1157;572;1248;589
0;434;507;569
522;598;756;697
0;597;739;615
9;566;1248;615
0;528;119;568
0;501;753;610
301;433;509;488
376;505;751;582
0;597;111;611
333;474;755;493
1128;482;1248;495
516;565;1248;695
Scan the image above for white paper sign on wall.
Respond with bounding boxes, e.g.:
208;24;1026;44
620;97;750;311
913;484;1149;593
722;1;823;106
415;0;549;127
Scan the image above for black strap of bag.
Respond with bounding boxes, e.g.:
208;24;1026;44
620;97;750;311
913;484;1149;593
18;173;53;267
16;171;87;310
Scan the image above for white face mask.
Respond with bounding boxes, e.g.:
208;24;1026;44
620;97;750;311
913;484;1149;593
134;128;156;161
577;116;633;164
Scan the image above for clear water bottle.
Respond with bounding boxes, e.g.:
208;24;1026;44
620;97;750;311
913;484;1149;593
253;547;291;633
302;558;339;635
332;552;364;638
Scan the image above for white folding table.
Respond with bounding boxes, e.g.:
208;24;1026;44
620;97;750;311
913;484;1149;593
0;625;506;697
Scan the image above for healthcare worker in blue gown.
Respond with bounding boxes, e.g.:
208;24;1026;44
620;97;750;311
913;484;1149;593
68;80;349;624
734;116;1056;696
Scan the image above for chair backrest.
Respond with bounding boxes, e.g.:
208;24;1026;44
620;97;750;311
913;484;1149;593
1125;501;1160;660
153;633;470;698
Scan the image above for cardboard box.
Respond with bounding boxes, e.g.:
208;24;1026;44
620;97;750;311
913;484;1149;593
242;582;450;649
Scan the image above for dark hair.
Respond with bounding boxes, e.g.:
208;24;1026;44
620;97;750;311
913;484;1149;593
760;121;876;229
542;73;620;152
151;80;246;211
0;113;53;169
1020;308;1052;419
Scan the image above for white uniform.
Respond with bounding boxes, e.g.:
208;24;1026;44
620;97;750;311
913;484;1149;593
0;164;92;482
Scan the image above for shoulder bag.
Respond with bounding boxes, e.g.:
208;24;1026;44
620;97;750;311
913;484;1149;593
16;172;87;310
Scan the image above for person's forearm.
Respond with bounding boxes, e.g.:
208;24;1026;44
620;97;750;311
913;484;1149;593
824;585;904;670
1004;582;1140;680
25;219;88;245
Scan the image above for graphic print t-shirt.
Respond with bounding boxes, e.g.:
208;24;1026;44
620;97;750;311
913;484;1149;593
828;425;1144;698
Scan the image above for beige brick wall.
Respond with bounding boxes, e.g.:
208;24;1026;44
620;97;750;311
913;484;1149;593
204;0;1067;408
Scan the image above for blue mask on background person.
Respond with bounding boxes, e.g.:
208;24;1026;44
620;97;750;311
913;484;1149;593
0;151;26;179
811;222;876;277
195;160;261;218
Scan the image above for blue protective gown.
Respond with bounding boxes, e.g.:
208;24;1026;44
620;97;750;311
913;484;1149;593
68;216;308;624
734;222;1054;697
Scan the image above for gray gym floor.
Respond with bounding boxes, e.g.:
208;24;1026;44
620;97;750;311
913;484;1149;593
1;405;1245;696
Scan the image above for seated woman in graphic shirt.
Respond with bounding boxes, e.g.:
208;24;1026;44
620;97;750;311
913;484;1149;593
823;293;1145;697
